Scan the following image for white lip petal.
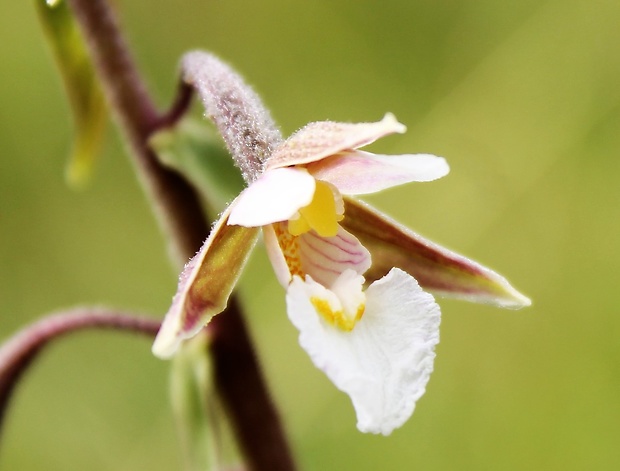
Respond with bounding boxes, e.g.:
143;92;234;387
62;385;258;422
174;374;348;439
228;168;316;227
308;151;449;195
286;268;441;435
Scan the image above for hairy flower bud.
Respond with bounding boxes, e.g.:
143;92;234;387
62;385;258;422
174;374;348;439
181;52;283;183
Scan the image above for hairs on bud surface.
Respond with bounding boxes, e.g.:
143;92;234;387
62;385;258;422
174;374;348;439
181;51;283;183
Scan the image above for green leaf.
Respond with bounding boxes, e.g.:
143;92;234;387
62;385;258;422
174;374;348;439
149;119;245;213
36;0;107;188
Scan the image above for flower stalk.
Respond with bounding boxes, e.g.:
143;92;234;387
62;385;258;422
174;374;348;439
0;309;160;438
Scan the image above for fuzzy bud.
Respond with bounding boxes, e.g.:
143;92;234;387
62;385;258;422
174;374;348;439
181;51;283;183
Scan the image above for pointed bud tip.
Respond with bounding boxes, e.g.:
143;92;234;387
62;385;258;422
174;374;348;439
382;112;407;134
503;290;532;309
490;280;532;310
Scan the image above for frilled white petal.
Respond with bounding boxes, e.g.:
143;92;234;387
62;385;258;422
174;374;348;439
286;268;441;435
298;225;371;288
308;151;449;195
228;168;315;227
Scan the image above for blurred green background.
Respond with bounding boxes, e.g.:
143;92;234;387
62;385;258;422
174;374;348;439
1;0;619;469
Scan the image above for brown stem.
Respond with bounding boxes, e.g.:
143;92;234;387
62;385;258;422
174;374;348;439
68;0;208;263
0;309;160;436
210;298;297;471
157;81;195;130
66;1;296;469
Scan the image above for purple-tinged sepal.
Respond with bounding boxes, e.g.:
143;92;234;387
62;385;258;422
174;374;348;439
152;205;260;358
342;198;530;309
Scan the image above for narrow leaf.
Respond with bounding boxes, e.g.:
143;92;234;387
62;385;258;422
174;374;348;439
36;0;107;188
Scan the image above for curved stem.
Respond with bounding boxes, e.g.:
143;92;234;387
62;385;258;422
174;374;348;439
157;81;195;131
66;1;296;469
0;309;160;436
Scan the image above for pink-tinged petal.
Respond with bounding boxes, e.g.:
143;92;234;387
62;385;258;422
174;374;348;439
298;225;371;288
153;206;260;358
308;150;449;195
228;168;315;227
342;198;531;308
286;268;440;435
263;224;292;288
267;113;406;169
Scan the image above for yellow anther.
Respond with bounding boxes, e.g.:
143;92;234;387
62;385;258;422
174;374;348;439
287;215;311;236
310;297;365;332
288;180;340;237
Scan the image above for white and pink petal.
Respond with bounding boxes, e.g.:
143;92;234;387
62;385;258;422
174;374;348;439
267;113;406;169
228;168;315;227
308;150;449;195
286;268;441;435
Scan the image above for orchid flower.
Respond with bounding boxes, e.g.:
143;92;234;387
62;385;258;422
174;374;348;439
152;52;530;435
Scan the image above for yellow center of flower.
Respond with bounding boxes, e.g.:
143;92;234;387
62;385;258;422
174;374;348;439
288;180;343;238
273;222;304;278
310;297;365;332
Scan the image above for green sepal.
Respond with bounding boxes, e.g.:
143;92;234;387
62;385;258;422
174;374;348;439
149;119;246;213
36;0;107;188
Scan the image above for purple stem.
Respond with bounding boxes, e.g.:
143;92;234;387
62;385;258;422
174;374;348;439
65;1;296;469
0;309;160;435
156;81;195;131
68;0;209;263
